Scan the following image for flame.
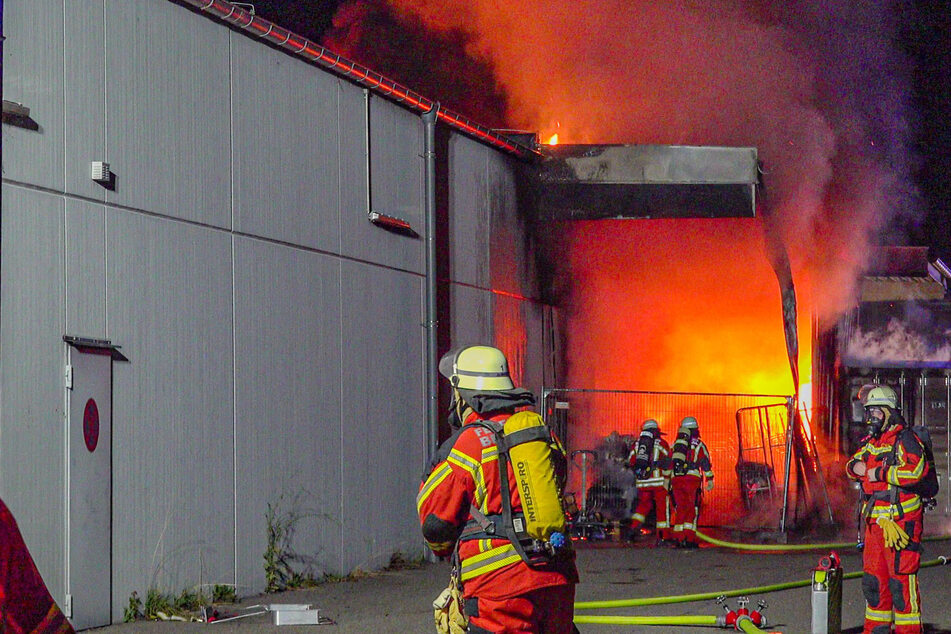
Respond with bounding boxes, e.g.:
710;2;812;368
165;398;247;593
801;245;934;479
546;133;559;145
562;218;812;399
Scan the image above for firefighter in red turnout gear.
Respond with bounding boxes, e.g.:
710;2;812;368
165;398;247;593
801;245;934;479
847;385;930;634
669;416;714;549
417;346;579;633
628;419;672;542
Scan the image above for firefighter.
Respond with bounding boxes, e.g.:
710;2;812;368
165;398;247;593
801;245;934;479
627;419;672;544
668;416;714;549
847;385;929;634
418;345;579;634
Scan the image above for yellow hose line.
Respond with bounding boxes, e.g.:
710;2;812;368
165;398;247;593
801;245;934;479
574;614;719;626
696;530;951;552
736;614;768;633
574;557;948;611
695;530;854;551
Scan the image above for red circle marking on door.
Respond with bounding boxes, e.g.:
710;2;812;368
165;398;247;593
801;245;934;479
83;398;100;452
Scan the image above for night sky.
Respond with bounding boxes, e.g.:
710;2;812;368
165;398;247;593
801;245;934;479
247;0;951;263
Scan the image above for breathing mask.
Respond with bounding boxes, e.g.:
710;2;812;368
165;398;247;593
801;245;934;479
864;406;888;439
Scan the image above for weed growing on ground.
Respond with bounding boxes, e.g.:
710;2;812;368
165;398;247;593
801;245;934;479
123;591;142;622
263;493;324;592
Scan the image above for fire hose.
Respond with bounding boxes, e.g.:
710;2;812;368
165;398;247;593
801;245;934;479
575;555;949;609
573;614;767;632
573;556;950;630
695;529;951;551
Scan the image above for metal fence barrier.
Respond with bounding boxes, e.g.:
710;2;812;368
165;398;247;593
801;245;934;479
543;388;791;529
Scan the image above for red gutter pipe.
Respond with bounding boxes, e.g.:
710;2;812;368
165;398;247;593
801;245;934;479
179;0;539;159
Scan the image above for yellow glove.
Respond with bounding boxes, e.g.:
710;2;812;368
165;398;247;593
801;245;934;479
706;480;714;492
433;583;467;634
876;516;910;550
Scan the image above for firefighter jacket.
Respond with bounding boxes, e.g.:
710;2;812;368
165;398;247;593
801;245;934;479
417;410;578;600
628;437;671;488
674;437;714;485
847;424;928;520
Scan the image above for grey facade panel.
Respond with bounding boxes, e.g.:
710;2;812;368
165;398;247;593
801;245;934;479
233;237;344;591
107;212;235;616
64;0;107;201
448;135;491;288
0;185;68;603
450;284;493;350
231;36;340;252
65;200;107;337
487;150;535;298
104;0;231;226
2;0;66;191
339;95;424;273
339;261;427;572
336;83;370;259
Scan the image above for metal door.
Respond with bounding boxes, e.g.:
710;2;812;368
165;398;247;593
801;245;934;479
66;348;112;628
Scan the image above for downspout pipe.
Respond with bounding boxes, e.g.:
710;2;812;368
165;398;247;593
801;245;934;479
180;0;538;159
423;105;439;461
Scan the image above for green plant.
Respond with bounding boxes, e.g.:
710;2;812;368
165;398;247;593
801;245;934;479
263;494;321;592
173;587;205;611
144;587;172;619
123;591;143;622
212;584;237;603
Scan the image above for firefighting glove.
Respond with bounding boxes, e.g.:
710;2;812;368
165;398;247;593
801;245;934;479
876;516;910;550
706;480;714;492
433;583;467;634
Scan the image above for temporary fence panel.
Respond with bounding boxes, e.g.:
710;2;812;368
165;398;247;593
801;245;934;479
543;388;790;528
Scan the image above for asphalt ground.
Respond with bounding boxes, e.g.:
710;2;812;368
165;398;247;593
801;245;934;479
92;529;951;634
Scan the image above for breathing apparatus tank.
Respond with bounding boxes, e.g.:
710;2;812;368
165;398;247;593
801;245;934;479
501;410;567;543
632;420;659;479
671;416;698;476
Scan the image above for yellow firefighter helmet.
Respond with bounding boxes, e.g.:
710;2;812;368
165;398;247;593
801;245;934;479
438;345;514;391
680;416;699;430
864;385;898;409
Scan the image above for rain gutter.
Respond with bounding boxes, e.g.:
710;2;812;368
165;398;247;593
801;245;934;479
179;0;539;159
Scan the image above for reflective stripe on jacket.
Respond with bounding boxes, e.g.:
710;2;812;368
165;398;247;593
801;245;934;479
847;424;927;520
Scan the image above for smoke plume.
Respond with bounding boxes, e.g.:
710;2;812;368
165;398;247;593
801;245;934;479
328;1;920;399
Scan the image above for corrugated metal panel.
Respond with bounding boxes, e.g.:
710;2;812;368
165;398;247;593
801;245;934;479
339;261;427;572
369;96;424;270
338;91;425;270
104;0;231;226
448;135;490;288
487;150;524;297
64;0;107;201
450;284;493;347
231;35;339;252
65;200;107;336
232;237;343;591
107;211;235;614
1;0;65;191
859;276;946;301
0;185;68;602
336;83;370;259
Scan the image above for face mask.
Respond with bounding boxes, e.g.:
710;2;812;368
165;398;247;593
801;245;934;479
864;406;886;438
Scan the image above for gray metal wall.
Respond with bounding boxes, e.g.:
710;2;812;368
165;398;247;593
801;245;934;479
1;0;554;624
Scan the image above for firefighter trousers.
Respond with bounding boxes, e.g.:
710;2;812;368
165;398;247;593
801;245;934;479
630;485;670;539
670;475;702;545
465;583;577;633
861;515;923;634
